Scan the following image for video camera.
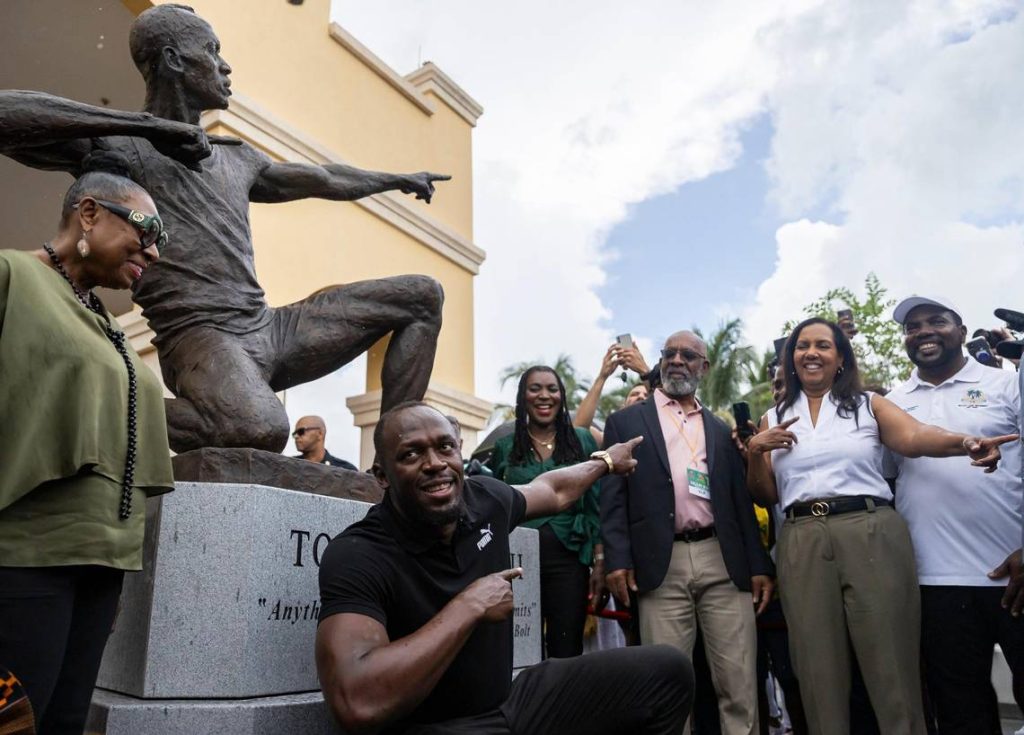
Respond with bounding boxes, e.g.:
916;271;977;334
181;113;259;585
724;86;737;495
993;308;1024;360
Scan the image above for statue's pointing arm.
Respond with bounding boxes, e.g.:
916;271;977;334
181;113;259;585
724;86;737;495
249;159;451;205
0;90;214;172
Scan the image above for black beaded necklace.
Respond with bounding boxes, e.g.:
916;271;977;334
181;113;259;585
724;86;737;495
43;242;138;520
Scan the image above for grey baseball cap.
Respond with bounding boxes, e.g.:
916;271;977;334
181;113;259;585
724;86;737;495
892;295;962;325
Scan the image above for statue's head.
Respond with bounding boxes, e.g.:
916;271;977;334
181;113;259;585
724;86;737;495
129;4;232;112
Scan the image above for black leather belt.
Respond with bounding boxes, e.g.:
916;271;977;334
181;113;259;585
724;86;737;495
785;496;891;519
674;526;717;543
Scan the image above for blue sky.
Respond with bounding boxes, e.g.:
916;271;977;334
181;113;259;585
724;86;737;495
600;114;781;345
293;1;1024;463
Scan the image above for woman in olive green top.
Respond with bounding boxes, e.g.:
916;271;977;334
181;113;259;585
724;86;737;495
489;365;602;658
0;153;174;734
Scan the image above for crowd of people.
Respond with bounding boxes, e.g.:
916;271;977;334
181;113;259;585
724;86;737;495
1;4;1021;735
1;156;1021;735
4;170;1022;734
454;297;1024;735
1;141;1021;735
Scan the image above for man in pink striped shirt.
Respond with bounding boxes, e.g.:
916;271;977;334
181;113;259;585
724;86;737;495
601;330;774;735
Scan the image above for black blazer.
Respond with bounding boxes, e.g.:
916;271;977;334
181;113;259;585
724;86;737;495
600;397;773;593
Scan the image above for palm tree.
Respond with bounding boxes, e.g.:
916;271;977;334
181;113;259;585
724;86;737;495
739;347;777;421
697;319;756;414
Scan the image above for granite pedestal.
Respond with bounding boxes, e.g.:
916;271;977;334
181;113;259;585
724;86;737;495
89;482;541;734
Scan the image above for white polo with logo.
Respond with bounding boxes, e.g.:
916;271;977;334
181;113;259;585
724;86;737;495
885;358;1022;586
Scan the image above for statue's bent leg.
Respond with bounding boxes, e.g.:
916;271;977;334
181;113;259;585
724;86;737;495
269;275;443;411
159;327;290;453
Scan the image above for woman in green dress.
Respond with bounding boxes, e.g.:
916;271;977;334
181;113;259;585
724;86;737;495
0;152;174;734
489;365;602;658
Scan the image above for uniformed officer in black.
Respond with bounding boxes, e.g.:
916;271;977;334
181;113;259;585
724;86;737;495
316;400;694;734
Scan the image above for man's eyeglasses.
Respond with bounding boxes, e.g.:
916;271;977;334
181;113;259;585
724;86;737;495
76;198;168;250
292;427;320;438
660;348;706;363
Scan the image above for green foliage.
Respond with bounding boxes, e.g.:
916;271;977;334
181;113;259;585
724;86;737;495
783;273;912;389
739;348;777;421
597;379;637;420
695;318;757;413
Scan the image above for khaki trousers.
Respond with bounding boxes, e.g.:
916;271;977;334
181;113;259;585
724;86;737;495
777;505;926;735
639;536;758;735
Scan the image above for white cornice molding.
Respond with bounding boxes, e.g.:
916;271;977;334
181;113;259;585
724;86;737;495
328;22;434;116
200;94;486;274
405;62;484;127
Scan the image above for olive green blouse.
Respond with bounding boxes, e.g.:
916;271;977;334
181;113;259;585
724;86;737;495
489;427;600;566
0;250;174;570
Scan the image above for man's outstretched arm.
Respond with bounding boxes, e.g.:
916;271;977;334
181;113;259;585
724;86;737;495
316;568;521;734
0;90;215;171
250;160;450;204
518;436;642;521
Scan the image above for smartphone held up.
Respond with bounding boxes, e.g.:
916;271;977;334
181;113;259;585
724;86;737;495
732;402;754;440
616;333;632;382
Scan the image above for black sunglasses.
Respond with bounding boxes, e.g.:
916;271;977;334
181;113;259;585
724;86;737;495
661;348;706;362
292;427;321;438
76;198;168;250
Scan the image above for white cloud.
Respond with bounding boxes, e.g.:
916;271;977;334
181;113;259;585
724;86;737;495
742;219;842;342
745;1;1024;353
331;0;820;407
331;0;1024;427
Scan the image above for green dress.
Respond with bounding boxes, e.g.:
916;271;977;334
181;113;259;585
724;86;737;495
489;427;600;566
0;250;175;570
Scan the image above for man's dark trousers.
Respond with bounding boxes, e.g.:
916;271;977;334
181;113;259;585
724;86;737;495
920;585;1024;734
405;645;694;734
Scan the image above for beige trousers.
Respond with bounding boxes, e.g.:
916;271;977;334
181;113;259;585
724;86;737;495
639;536;758;735
777;505;926;735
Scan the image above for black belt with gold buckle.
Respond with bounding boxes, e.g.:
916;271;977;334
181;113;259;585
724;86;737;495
785;496;890;519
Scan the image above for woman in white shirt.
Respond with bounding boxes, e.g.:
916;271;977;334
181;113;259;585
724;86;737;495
746;317;1015;735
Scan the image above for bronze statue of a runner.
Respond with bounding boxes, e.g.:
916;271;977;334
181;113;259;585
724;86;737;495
1;4;449;455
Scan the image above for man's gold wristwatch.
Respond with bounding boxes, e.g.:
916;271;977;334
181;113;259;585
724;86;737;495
590;450;614;474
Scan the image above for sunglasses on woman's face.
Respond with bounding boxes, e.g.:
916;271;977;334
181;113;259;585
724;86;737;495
76;198;168;250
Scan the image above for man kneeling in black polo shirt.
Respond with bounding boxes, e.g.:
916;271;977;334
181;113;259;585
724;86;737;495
316;401;694;734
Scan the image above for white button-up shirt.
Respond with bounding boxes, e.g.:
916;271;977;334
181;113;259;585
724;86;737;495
768;390;892;510
885;357;1022;586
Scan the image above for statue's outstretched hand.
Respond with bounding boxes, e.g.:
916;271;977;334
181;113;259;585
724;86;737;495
145;116;217;172
399;172;451;203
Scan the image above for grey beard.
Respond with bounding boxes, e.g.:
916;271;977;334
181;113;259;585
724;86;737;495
662;374;699;398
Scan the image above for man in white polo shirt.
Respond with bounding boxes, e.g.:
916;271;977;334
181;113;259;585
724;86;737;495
886;295;1024;734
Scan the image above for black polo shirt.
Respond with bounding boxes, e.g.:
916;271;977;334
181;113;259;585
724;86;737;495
318;475;527;731
292;449;357;471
